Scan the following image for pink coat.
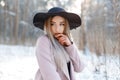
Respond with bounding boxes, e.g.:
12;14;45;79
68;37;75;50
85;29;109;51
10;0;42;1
35;35;84;80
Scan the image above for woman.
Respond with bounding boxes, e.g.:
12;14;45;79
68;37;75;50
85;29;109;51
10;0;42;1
33;7;84;80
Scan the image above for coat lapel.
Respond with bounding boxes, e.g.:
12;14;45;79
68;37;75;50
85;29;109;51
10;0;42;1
61;62;70;80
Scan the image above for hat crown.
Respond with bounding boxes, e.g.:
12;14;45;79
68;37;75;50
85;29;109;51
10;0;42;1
48;7;66;13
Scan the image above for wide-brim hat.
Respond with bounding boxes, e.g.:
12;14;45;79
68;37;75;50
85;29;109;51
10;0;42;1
33;7;81;30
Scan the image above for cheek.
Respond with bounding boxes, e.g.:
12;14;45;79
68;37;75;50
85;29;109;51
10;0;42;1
51;27;55;33
51;27;57;35
60;28;64;32
61;27;65;32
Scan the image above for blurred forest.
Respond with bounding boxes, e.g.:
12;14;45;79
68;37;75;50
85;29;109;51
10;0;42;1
0;0;78;46
0;0;120;80
0;0;120;55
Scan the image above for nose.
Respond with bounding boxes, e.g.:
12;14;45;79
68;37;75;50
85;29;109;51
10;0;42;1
55;25;60;32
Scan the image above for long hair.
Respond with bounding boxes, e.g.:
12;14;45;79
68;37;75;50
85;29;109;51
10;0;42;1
44;16;71;70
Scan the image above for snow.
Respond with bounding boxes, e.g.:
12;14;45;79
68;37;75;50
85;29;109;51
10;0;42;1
0;44;120;80
0;45;37;80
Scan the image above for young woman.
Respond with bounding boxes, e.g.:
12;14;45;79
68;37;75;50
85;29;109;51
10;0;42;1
33;7;84;80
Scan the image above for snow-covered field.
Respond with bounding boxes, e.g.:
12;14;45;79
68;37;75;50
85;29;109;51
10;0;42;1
0;44;120;80
0;45;37;80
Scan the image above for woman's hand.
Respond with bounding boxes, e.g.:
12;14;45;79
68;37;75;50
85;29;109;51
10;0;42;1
54;33;71;46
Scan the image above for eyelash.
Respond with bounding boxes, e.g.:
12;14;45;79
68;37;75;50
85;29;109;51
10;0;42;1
50;23;65;26
60;23;65;26
51;23;54;26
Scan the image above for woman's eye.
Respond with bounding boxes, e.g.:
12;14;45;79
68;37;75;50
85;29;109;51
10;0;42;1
51;23;54;26
60;23;65;26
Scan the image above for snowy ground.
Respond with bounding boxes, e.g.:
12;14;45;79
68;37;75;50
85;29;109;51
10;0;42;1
0;44;120;80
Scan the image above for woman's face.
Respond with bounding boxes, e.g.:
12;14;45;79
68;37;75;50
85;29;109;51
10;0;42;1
51;16;65;36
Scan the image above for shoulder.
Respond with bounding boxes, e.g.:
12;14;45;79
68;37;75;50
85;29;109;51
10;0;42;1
35;35;53;60
37;34;49;41
36;35;50;45
36;35;50;46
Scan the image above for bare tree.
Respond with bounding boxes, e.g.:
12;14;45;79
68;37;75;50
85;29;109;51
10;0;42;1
112;0;120;73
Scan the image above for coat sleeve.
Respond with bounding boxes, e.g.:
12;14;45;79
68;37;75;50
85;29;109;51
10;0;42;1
35;36;61;80
65;44;85;72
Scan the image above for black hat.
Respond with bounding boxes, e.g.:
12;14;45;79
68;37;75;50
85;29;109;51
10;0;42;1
33;7;81;30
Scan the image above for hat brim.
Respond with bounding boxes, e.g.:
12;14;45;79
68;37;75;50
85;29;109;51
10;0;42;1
33;12;81;30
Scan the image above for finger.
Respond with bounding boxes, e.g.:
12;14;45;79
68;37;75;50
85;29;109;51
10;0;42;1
58;37;66;43
59;36;65;40
54;33;61;39
59;38;68;46
55;33;65;39
59;40;66;45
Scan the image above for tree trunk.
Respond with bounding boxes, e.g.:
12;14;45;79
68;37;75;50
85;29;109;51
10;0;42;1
13;0;19;44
